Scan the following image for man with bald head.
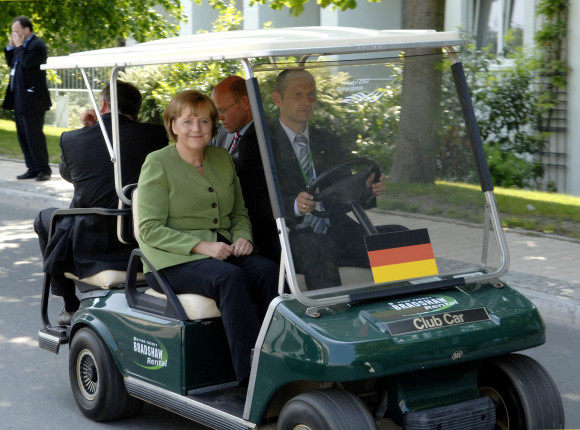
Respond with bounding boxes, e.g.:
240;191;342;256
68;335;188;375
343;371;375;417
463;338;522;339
211;76;279;263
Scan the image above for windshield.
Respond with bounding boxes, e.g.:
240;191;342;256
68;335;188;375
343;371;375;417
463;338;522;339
254;50;507;305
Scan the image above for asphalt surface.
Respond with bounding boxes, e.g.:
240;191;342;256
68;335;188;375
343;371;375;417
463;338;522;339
2;156;580;323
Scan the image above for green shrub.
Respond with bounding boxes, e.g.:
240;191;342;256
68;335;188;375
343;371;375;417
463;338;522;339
440;40;551;188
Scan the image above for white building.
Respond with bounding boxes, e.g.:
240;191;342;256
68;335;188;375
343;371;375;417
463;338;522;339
177;0;578;196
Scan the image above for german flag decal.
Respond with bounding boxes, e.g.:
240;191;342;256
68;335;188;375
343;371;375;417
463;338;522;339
365;228;438;283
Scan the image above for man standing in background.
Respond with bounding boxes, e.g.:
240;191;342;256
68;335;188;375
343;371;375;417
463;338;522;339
3;16;52;181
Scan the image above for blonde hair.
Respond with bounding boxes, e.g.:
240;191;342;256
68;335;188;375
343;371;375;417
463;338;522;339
163;90;219;142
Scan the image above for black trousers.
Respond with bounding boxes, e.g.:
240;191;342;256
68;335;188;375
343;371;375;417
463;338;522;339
145;254;279;382
33;207;76;298
15;111;51;175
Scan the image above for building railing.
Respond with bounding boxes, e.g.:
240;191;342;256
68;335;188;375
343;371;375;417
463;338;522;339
45;68;110;128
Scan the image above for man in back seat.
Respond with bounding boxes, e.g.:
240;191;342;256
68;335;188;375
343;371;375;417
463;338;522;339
211;76;279;264
33;80;168;326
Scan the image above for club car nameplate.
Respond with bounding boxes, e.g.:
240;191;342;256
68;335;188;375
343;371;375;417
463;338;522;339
386;307;490;335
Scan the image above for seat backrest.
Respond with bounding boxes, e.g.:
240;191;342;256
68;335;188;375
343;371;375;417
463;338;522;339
117;183;138;244
131;187;140;242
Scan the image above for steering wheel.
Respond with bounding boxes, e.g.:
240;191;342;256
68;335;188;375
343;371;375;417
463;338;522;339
306;157;381;218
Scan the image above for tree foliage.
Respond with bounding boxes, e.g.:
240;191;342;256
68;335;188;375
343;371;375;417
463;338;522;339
439;41;551;188
248;0;364;17
123;2;242;124
0;0;185;55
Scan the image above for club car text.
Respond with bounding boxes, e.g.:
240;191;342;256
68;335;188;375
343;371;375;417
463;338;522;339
386;308;491;336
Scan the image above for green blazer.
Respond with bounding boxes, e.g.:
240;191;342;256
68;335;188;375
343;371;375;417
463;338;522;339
137;144;252;272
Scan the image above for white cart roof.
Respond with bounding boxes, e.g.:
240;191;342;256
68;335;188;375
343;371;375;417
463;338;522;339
43;26;463;70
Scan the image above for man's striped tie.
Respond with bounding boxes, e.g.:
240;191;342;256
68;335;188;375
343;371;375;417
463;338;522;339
295;134;328;234
229;131;241;153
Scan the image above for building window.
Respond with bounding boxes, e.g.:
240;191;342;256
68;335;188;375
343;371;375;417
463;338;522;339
473;0;525;54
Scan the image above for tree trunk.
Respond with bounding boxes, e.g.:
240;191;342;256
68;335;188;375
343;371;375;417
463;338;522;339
389;0;446;184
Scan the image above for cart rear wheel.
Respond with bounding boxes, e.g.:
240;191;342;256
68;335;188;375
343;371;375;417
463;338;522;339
479;353;565;429
69;327;143;421
277;389;377;430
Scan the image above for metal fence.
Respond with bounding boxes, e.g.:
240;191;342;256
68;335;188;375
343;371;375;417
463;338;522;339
45;68;110;128
534;74;568;193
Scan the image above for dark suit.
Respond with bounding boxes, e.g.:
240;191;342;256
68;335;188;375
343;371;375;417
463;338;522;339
34;113;167;296
3;34;52;176
269;120;404;289
213;123;279;262
60;114;167;209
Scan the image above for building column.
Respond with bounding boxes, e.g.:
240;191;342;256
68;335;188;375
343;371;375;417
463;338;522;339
319;0;401;29
567;0;580;195
243;0;319;30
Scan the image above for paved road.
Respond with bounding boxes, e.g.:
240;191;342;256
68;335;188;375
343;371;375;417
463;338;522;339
2;157;579;428
0;202;205;430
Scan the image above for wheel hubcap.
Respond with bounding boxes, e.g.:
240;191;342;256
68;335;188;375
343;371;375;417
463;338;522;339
77;348;99;401
480;386;509;430
292;426;313;430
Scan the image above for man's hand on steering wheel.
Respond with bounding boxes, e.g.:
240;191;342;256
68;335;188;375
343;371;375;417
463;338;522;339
296;191;316;214
367;172;386;197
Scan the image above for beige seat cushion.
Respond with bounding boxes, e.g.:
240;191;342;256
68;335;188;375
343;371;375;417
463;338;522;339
144;288;221;320
132;188;141;240
65;270;144;289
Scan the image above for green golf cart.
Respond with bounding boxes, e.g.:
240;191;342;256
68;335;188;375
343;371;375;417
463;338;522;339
38;27;564;429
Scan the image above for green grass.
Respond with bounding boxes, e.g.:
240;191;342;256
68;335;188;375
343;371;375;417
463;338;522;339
379;181;580;240
2;119;579;239
0;119;70;164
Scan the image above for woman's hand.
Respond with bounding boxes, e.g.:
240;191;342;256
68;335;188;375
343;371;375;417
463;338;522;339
192;241;232;260
231;237;253;257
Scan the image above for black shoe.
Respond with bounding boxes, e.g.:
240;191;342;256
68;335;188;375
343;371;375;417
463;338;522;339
17;171;36;180
238;377;250;388
35;172;51;181
57;308;75;326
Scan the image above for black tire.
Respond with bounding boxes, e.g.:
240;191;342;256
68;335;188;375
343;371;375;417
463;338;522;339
69;327;143;422
479;353;565;430
277;389;377;430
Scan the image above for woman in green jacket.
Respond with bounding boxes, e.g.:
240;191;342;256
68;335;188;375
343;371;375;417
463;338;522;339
137;90;278;386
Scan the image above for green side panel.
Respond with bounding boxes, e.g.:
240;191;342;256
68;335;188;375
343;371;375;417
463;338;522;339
76;291;186;393
182;318;236;389
248;282;545;423
75;291;235;395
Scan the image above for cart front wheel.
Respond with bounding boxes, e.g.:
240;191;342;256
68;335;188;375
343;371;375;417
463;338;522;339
277;389;377;430
69;327;143;421
479;353;565;429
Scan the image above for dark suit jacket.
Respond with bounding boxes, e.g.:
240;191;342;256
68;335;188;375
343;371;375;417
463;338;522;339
213;123;279;261
60;113;167;208
268;120;389;287
49;114;168;278
268;119;355;229
2;34;51;114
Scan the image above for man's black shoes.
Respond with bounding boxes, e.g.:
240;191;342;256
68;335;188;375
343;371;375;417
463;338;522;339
35;172;51;181
16;171;51;181
16;171;36;180
57;308;75;326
